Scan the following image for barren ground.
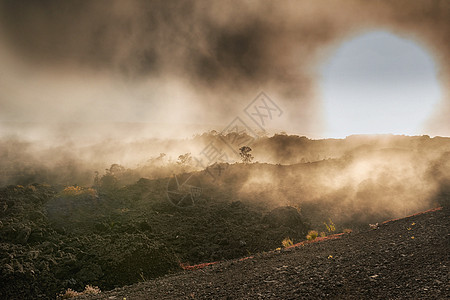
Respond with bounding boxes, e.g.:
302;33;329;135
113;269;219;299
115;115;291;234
80;207;449;300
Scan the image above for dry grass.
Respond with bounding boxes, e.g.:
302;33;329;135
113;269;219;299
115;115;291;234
60;186;97;197
306;230;318;241
324;219;336;233
282;237;294;248
58;285;101;299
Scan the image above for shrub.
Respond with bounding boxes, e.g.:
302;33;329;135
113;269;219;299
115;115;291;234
320;231;327;237
60;186;97;197
306;230;318;240
58;285;100;299
323;218;336;233
61;185;82;195
59;288;80;299
83;285;101;295
282;237;294;248
99;173;118;191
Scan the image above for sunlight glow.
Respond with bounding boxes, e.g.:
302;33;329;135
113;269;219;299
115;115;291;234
320;31;441;138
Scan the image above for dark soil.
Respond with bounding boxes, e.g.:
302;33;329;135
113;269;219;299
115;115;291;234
80;207;450;300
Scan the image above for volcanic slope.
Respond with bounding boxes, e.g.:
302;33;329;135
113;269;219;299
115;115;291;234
81;207;449;299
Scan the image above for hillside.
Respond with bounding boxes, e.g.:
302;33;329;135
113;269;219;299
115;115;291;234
1;134;449;299
1;133;449;187
80;207;449;299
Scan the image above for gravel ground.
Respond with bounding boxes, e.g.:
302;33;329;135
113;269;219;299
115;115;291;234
80;207;449;300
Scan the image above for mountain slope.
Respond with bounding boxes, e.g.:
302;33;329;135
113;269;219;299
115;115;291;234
81;207;449;300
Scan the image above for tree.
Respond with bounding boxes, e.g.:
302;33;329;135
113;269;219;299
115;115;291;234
177;153;192;165
108;164;125;175
239;146;253;164
100;172;118;191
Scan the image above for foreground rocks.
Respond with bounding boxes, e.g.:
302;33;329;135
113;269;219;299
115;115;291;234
81;207;449;300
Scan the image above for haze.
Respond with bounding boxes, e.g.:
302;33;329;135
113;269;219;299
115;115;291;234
0;0;449;141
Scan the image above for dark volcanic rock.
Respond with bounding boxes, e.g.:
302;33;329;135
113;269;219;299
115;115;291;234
16;225;32;244
80;208;449;300
77;264;104;283
262;206;307;230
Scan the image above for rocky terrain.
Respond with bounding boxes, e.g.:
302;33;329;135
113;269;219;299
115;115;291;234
0;176;311;299
80;207;449;299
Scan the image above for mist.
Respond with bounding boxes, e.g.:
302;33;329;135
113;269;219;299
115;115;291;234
238;148;445;225
230;134;449;225
0;0;449;223
0;0;449;141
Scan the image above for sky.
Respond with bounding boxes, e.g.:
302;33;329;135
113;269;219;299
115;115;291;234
320;31;442;137
0;0;449;139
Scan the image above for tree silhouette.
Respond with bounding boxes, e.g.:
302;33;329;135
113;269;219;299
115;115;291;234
239;146;253;163
177;153;192;165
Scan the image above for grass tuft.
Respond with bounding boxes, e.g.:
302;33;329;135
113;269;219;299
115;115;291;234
282;237;294;248
323;218;336;233
306;230;318;241
58;285;101;299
